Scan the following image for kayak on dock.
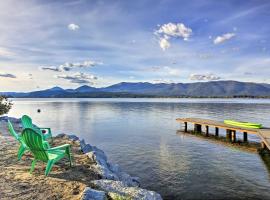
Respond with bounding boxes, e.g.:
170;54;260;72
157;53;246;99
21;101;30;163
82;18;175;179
224;120;262;129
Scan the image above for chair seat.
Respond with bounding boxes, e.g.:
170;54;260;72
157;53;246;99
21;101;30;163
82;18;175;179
48;150;65;160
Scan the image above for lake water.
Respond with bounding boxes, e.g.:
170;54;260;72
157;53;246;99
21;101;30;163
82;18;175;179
8;98;270;199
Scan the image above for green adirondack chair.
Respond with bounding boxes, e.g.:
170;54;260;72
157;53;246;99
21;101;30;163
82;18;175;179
7;120;29;160
21;115;53;141
21;128;72;176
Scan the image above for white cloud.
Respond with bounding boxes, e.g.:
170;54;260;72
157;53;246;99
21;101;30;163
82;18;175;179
155;22;192;50
189;73;221;81
0;72;16;78
157;23;192;39
56;72;97;84
41;60;103;72
159;37;171;51
68;23;80;31
213;33;235;44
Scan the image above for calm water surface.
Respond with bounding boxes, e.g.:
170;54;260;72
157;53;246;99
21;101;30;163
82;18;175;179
8;98;270;199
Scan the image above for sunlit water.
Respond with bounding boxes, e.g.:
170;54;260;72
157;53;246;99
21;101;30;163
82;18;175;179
8;98;270;199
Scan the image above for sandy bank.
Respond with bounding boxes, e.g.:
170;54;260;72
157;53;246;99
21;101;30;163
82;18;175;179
0;117;162;200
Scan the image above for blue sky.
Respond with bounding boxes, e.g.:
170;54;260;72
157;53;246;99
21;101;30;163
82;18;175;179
0;0;270;91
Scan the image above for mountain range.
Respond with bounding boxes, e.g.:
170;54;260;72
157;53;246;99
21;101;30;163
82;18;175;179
1;81;270;98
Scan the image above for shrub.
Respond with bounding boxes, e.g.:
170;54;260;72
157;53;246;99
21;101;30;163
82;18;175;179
0;96;12;116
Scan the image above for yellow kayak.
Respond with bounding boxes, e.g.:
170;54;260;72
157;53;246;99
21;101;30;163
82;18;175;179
224;120;262;129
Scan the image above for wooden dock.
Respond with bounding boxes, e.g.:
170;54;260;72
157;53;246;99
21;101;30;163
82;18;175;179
176;118;270;150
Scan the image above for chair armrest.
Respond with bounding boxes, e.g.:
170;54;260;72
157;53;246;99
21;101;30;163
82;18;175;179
49;144;70;151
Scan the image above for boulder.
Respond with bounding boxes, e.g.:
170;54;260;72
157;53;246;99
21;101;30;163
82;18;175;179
86;147;139;186
82;144;94;154
57;133;66;137
80;139;87;149
1;116;21;124
117;172;140;187
91;180;162;200
81;187;106;200
87;151;119;180
67;134;80;141
0;116;9;122
88;149;107;164
109;163;140;187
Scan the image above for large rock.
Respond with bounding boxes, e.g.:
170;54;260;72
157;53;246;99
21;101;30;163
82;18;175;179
117;171;140;187
92;180;162;200
87;149;107;165
109;163;140;187
81;187;106;200
57;133;66;138
80;139;95;153
84;143;139;187
0;116;20;123
87;151;119;180
67;134;80;141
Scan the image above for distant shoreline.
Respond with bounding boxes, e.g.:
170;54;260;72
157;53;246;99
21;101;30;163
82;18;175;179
2;81;270;98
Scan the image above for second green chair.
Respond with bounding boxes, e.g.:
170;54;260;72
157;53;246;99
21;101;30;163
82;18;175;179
21;115;53;141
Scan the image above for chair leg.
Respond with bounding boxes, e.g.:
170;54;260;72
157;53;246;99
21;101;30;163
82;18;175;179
18;145;26;161
65;147;72;167
65;146;72;167
30;159;37;174
45;160;54;176
68;151;72;167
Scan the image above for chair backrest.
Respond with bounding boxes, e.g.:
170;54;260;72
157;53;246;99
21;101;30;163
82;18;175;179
21;128;49;162
21;115;33;129
7;120;20;141
21;115;41;134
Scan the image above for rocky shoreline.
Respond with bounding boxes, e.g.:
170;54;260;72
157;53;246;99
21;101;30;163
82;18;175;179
0;116;162;200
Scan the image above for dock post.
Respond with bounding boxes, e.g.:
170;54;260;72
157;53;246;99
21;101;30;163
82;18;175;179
205;126;209;136
184;122;187;132
243;132;248;142
231;130;236;143
194;124;202;133
215;127;219;136
226;130;232;142
261;142;267;149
